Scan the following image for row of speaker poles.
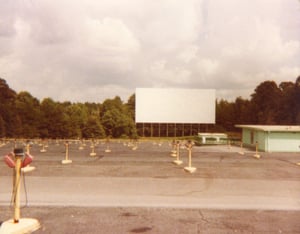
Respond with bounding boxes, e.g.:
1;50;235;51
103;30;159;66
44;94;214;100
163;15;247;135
170;140;197;173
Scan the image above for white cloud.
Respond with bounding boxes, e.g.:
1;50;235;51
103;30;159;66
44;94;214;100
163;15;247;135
176;46;198;63
0;0;299;102
84;17;140;54
148;60;191;86
58;84;134;103
195;58;219;76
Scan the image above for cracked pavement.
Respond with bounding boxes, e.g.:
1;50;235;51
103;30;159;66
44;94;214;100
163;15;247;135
0;140;300;233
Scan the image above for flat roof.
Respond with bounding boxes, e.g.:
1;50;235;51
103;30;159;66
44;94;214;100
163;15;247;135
235;125;300;132
198;133;227;137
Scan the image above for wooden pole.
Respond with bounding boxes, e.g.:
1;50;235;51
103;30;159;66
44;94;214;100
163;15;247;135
184;141;197;173
173;140;183;165
62;141;72;164
253;141;260;159
188;146;192;167
13;149;24;223
65;142;69;161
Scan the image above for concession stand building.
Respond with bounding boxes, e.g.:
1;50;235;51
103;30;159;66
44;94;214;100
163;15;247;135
235;125;300;152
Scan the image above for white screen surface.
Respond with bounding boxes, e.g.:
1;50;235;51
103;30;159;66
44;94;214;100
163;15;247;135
135;88;215;123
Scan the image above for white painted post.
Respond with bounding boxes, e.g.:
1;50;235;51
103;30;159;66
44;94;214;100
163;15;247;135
173;141;183;165
62;141;72;164
184;141;197;173
13;149;22;223
253;141;260;159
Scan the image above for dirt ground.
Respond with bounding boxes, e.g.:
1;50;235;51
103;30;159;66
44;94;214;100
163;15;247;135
0;139;300;233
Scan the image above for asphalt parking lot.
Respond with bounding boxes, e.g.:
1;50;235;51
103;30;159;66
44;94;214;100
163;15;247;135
0;139;300;233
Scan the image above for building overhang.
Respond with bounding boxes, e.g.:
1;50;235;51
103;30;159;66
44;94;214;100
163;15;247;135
235;125;300;133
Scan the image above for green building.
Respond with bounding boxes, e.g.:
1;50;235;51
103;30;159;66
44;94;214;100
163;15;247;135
235;125;300;152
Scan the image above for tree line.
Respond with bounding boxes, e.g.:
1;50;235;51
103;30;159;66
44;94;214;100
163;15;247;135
0;76;299;139
0;78;136;139
216;77;300;131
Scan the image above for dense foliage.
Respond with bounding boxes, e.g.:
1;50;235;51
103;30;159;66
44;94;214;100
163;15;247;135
0;76;299;138
0;78;136;139
216;77;300;131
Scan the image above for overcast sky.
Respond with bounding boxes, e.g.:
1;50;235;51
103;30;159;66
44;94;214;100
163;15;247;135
0;0;299;103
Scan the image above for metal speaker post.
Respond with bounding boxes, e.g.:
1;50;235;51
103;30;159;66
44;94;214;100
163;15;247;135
62;141;72;164
78;140;84;150
173;141;183;165
90;140;96;156
13;148;23;223
238;141;244;155
22;142;35;173
170;140;177;157
105;137;111;153
184;141;197;173
253;141;260;159
227;139;231;149
132;140;138;150
40;141;46;153
0;148;40;233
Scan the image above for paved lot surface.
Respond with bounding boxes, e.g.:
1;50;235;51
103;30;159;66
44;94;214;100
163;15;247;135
0;140;300;233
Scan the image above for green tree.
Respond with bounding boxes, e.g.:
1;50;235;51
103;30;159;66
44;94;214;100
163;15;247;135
82;115;105;138
234;97;254;124
101;96;123;118
0;78;17;137
278;81;295;124
250;80;281;124
0;115;6;137
40;98;68;138
101;96;137;138
126;94;135;121
64;103;88;138
15;91;41;138
293;76;300;124
125;94;138;138
101;96;126;137
11;114;23;137
216;99;235;131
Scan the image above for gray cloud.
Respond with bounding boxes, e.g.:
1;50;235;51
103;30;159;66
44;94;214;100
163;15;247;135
0;0;299;102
